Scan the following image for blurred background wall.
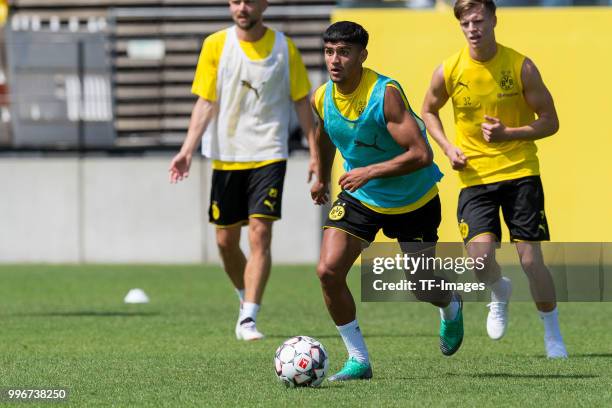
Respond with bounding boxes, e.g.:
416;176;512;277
0;1;610;263
332;6;612;243
0;156;319;263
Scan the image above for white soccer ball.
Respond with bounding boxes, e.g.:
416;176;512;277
274;336;329;387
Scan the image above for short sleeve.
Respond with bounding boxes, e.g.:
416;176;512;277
191;31;226;101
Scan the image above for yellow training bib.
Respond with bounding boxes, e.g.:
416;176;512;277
443;44;540;188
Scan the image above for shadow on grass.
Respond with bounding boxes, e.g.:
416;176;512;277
267;333;435;340
449;372;598;379
292;383;345;390
570;353;612;358
9;310;161;317
528;352;612;359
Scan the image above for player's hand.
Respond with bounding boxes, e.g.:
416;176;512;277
482;115;509;143
444;145;467;170
169;152;192;183
310;181;329;205
307;157;317;183
338;167;372;193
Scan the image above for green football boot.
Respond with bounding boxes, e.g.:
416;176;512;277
328;357;373;382
439;293;464;356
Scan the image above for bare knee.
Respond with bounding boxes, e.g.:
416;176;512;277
520;252;544;277
466;241;501;284
468;244;495;261
316;262;344;290
217;230;240;257
249;220;272;255
468;245;498;270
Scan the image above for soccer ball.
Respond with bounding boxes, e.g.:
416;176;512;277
274;336;329;387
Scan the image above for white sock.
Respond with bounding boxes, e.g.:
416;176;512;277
490;277;511;302
235;288;245;303
337;319;369;365
440;293;459;321
240;302;260;323
539;307;563;340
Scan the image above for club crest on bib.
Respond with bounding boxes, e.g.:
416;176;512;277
499;70;514;91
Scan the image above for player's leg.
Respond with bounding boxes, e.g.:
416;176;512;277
501;176;553;309
468;234;513;340
317;228;363;328
216;225;246;294
515;242;555;311
244;218;273;305
515;242;566;358
459;183;512;340
385;195;463;356
209;168;250;339
502;176;567;358
321;192;378;381
236;218;273;340
460;185;503;284
318;228;372;381
216;225;249;340
236;161;286;340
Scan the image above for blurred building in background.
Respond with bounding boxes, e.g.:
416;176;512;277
0;0;9;144
338;0;611;7
1;0;610;152
0;1;609;264
2;0;336;152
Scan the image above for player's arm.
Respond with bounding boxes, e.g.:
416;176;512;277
309;92;335;205
169;97;217;183
294;96;317;182
482;58;559;142
421;65;467;170
170;35;220;183
287;37;319;182
339;86;432;193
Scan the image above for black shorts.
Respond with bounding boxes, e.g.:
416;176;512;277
457;175;550;243
208;161;286;227
324;191;441;244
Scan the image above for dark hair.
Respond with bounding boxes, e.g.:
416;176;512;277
323;21;369;49
453;0;496;20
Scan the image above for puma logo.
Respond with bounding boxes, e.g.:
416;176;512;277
457;80;470;89
538;211;547;234
264;199;276;211
354;134;385;152
241;80;263;99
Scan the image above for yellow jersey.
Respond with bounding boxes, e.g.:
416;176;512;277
314;68;438;214
192;28;311;170
443;44;539;188
0;0;7;26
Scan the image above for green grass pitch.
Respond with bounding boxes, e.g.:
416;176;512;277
0;265;610;407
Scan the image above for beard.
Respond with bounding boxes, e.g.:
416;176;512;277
236;16;257;30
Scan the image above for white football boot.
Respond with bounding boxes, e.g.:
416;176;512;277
234;300;243;339
487;277;512;340
545;336;568;359
236;318;264;341
541;308;568;359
